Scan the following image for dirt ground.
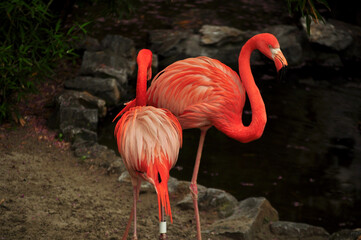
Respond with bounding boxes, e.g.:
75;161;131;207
0;121;229;240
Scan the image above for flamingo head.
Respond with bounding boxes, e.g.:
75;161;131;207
137;49;153;80
255;33;288;72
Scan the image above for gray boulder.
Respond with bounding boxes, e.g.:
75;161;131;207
80;50;129;87
101;34;136;59
76;35;102;52
329;19;361;63
177;186;238;218
56;90;107;118
301;17;353;51
65;76;121;106
150;24;306;70
55;90;106;144
207;197;278;240
199;25;244;46
270;221;329;240
329;229;361;240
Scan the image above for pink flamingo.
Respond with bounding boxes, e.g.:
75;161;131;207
115;33;288;240
114;49;183;240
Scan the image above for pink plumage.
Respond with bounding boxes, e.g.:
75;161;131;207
113;49;182;240
114;105;182;220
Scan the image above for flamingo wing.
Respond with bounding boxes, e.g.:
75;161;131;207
147;56;246;129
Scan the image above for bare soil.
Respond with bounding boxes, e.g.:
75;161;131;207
0;124;217;240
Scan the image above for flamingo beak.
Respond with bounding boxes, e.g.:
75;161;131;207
271;48;288;81
273;49;288;72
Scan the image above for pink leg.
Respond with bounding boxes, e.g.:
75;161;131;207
122;207;133;240
132;179;141;240
190;127;209;240
122;178;141;240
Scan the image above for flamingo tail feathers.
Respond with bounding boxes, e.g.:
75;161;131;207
113;99;137;123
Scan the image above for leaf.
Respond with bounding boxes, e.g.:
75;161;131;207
316;0;330;10
306;15;311;35
19;117;26;127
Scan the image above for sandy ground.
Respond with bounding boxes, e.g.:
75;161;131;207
0;121;227;240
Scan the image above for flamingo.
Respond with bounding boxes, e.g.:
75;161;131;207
114;33;288;240
113;49;183;240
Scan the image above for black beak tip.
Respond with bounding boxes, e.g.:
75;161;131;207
277;66;287;82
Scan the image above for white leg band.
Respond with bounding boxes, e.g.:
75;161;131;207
159;221;167;234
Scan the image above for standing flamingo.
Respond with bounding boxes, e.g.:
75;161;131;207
114;49;183;240
114;33;288;240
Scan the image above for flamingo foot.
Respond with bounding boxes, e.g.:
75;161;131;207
159;233;167;240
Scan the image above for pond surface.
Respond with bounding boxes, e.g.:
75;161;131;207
99;66;361;233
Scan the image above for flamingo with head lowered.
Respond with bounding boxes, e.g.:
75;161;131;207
114;33;288;240
113;49;182;240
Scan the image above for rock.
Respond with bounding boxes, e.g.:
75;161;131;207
76;35;102;52
177;186;237;218
177;184;207;209
62;126;97;144
101;34;136;59
80;50;130;88
55;90;106;146
74;143;125;172
65;76;121;106
329;19;361;63
199;25;243;45
201;188;238;218
329;229;361;240
107;157;126;174
168;177;191;195
58;106;98;132
150;28;242;69
150;29;192;58
208;197;278;240
56;90;107;118
301;17;353;51
270;221;329;240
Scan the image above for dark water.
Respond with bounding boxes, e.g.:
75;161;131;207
99;67;361;233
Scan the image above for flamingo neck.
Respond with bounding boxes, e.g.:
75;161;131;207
136;67;147;106
232;37;267;143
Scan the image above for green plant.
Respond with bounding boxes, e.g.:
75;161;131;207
0;0;88;124
286;0;331;34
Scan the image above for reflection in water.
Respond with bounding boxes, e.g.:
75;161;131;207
99;68;361;232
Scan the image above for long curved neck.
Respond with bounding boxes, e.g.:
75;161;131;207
231;37;267;143
136;64;147;106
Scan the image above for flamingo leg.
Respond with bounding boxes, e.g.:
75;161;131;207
159;206;167;240
133;178;142;240
190;127;209;240
122;178;141;240
122;206;133;240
